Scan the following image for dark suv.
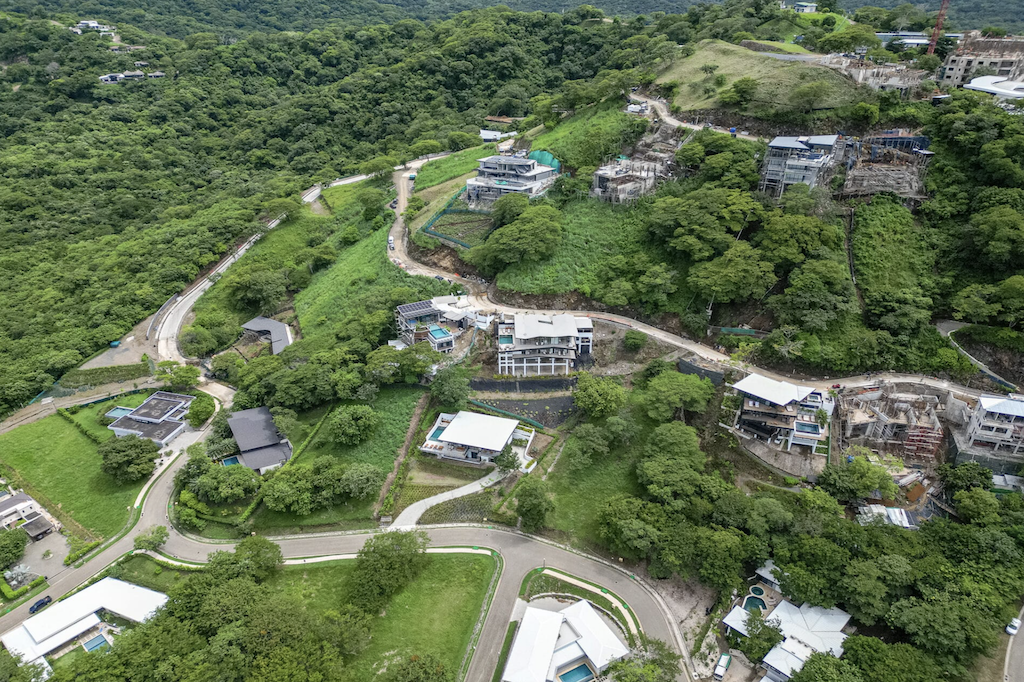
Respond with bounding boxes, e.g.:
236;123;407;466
29;596;51;614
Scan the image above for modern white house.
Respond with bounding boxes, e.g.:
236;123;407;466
723;600;850;681
732;374;834;452
502;601;629;682
1;578;167;674
466;155;558;205
480;129;517;142
420;411;536;468
952;393;1024;472
395;300;456;353
107;391;195;447
497;313;594;377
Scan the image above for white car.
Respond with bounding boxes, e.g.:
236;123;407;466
1008;618;1021;635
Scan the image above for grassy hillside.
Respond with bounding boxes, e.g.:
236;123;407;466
414;144;494;191
657;40;864;113
530;100;648;169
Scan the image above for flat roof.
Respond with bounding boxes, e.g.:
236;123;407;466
130;392;193;421
734;374;815;406
396;300;441;318
109;415;185;441
438;411;520;452
514;313;579;339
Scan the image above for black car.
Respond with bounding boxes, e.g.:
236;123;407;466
389;199;398;209
29;596;51;614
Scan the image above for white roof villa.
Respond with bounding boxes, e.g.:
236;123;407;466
107;391;195;447
2;578;167;673
733;374;815;406
723;600;850;681
421;410;536;469
502;601;629;682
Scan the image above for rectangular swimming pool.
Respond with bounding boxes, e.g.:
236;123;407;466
430;427;446;441
222;456;240;466
428;325;451;340
559;664;594;682
499;335;514;344
83;634;108;652
795;422;820;434
104;406;134;419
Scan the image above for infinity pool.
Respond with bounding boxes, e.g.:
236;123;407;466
430;427;446;441
795;422;820;434
428;325;450;339
499;335;514;344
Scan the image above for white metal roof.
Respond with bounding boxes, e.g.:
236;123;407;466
755;559;781;584
763;639;812;677
722;605;752;635
2;578;166;665
514;313;580;340
733;374;815;406
965;76;1024;99
438;411;519;452
979;394;1024;417
560;600;629;671
721;600;849;658
503;607;564;682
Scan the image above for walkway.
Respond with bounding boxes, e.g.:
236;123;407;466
390;469;506;528
631;93;762;141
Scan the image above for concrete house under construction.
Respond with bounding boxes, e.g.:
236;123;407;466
591;158;667;204
759;135;845;198
942;31;1024;87
840;385;945;462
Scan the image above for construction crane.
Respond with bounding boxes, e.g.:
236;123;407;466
927;0;951;55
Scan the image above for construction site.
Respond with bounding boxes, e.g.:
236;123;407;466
839;384;948;463
820;54;929;95
840;130;934;200
591;117;678;203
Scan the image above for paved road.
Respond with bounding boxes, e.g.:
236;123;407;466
1007;604;1024;682
631;93;762;141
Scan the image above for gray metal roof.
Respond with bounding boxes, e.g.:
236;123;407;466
241;317;292;355
228;407;282;453
0;493;33;516
21;515;52;539
768;136;810;150
238;443;292;471
110;416;185;442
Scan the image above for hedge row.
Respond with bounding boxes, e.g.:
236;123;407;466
57;409;106;444
379;459;410;517
64;540;101;566
1;575;46;601
59;362;151;389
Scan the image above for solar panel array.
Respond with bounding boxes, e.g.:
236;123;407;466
396;300;437;317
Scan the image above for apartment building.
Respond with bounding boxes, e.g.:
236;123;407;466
733;373;834;452
952;393;1024;472
942;31;1024;86
759;135;845;198
496;313;593;376
466;155;557;205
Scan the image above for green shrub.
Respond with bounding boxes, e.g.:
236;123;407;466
59;362;151;389
64;540;101;565
0;575;45;600
623;330;648;351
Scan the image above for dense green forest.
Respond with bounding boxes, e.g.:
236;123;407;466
841;0;1023;34
0;7;674;416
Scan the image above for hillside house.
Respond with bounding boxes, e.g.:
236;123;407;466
226;407;293;474
466;155;557;205
723;600;850;681
591;158;666;204
732;374;834;452
107;391;194;447
0;492;54;541
75;20;114;31
759;135;845;198
421;411;535;468
501;600;628;682
1;578;165;675
480;129;516;142
241;316;293;355
148;71;166;78
951;393;1024;473
395;300;455;353
99;73;123;83
497;313;593;376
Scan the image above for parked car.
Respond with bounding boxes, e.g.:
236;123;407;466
1008;617;1021;635
713;653;731;680
434;275;445;281
29;596;52;614
389;199;398;209
388;236;395;251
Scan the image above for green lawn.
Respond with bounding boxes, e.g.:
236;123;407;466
530;100;644;169
70;392;151;441
414;144;495;191
116;555;193;593
0;416;145;539
252;387;425;531
266;554;497;682
657;39;868;113
756;40;812;54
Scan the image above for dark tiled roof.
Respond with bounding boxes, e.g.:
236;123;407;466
0;493;33;516
228;407;282;453
238;443;292;471
110;416;185;442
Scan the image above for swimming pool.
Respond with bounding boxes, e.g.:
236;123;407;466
795;422;820;434
499;335;514;344
559;664;594;682
83;634;108;652
104;406;134;419
430;427;447;441
744;596;767;612
428;325;451;339
222;456;240;466
751;586;765;596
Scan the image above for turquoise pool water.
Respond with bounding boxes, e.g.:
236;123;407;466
499;335;513;344
560;664;594;682
431;427;446;441
83;634;108;652
105;406;133;419
222;456;240;466
428;325;450;339
795;422;820;434
751;586;765;596
744;596;767;611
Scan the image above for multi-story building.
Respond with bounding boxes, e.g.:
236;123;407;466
952;393;1024;472
841;385;945;461
395;300;455;353
733;373;834;452
466;155;557;205
591;159;666;204
942;31;1024;86
759;136;845;198
496;313;593;376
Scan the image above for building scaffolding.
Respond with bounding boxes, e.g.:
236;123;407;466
841;385;946;462
840;131;934;199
